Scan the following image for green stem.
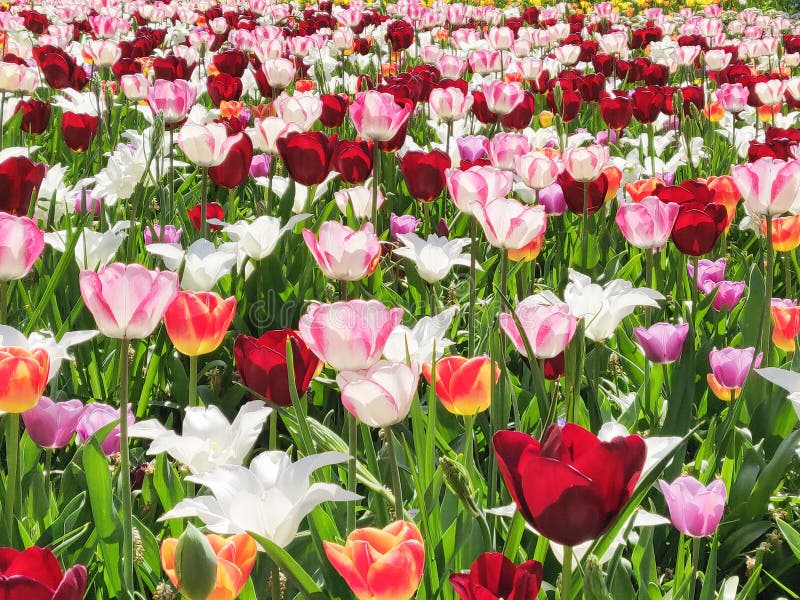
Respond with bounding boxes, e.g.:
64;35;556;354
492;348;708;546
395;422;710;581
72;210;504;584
0;280;7;323
688;536;701;600
118;338;134;597
200;167;209;239
188;355;198;407
762;215;774;357
347;412;357;532
0;92;5;151
384;426;403;519
561;545;573;600
580;182;589;272
271;563;281;600
468;218;477;354
462;414;475;480
4;413;19;543
269;409;278;450
371;144;381;226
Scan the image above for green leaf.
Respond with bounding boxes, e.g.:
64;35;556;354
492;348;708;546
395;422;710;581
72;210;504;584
776;519;800;561
82;437;117;540
247;531;329;599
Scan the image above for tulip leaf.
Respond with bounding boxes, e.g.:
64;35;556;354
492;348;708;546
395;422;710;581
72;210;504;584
699;533;719;600
247;531;329;599
776;519;800;561
82;436;118;540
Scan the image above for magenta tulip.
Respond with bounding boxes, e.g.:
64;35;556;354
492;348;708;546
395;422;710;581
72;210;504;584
659;476;726;537
710;280;745;311
0;212;44;281
22;397;85;449
633;322;689;364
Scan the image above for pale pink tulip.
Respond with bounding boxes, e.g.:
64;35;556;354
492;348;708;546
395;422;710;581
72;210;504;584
120;73;150;101
754;79;786;106
79;263;179;339
487;26;514;50
437;55;467;80
659;477;726;538
83;39;121;68
486;133;531;171
177;123;244;167
253;117;302;154
482;80;525;116
146;79;197;124
429;87;473;122
337;360;420;427
552;44;581;66
615;196;680;249
500;293;577;359
349;90;412;142
472;197;547;250
273;92;323;131
445;166;513;216
704;49;732;71
302;222;381;281
515;154;559;190
261;58;296;89
716;83;749;113
467;50;506;75
730;157;800;216
0;213;44;281
562;144;610;182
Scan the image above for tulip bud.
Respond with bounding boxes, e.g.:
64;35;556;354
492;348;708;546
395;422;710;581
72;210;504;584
439;456;480;516
174;524;218;600
583;555;612;600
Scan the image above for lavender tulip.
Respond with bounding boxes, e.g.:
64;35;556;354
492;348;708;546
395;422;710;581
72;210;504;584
633;323;690;364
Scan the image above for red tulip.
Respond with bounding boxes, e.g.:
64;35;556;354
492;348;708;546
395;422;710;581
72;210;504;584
34;46;88;90
386;19;414;51
332;140;373;184
557;171;609;216
450;552;542;600
0;546;87;600
61;112;100;152
599;93;633;130
16;99;51;135
209;132;253;189
545;85;583;122
152;55;194;81
206;73;243;107
631;87;662;123
398;150;451;202
233;330;321;407
320;93;350;128
187;202;224;232
471;91;499;125
670;203;728;256
494;424;646;546
212;49;248;77
0;155;47;215
277;131;337;186
500;92;535;131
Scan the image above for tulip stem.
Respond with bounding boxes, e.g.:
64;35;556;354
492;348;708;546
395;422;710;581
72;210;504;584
688;537;701;600
371;145;381;226
462;414;475;486
0;92;5;151
384;426;403;519
168;126;175;228
4;413;19;543
188;355;198;407
271;563;281;600
561;544;574;600
580;182;589;272
347;412;358;532
469;218;477;355
0;280;6;323
200;167;210;239
119;337;135;598
762;215;774;357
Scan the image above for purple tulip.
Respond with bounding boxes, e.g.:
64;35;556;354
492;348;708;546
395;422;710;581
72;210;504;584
22;397;85;449
538;183;567;215
710;280;745;311
390;213;421;241
708;346;762;390
249;153;272;179
659;476;726;537
687;258;727;294
633;323;690;364
143;224;183;245
595;129;618;145
76;402;135;456
457;135;488;162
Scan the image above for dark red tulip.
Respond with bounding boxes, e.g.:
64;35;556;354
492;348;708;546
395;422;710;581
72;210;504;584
254;68;275;99
748;140;795;161
578;40;599;63
576;73;605;103
206;73;243;107
494;424;646;547
15;99;51;135
0;156;47;215
522;6;539;24
277;131;337;186
450;552;542;600
593;54;615;77
209;133;253;189
35;47;88;90
0;546;87;600
671;203;728;256
61;112;99;152
320;93;350;128
234;330;321;407
557;171;609;216
212;49;248;77
332;140;373;184
152;55;194;81
398;150;451;202
112;58;140;79
471;91;499;125
680;85;704;114
543;352;565;380
187;202;225;231
500;92;535;131
386;19;414;51
546;85;583;122
353;37;372;55
20;10;49;34
640;62;670;86
654;180;715;207
599;93;633;130
630;26;662;50
631;87;662;124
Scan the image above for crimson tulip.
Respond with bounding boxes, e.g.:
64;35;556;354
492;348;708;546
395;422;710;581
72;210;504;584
0;546;87;600
206;73;243;107
500;92;535;130
16;99;51;135
398;150;451;202
545;85;583;122
320;93;349;128
599;92;633;130
212;49;248;77
471;91;499;124
494;424;646;546
386;19;414;51
209;132;253;189
557;171;609;215
34;46;88;90
233;330;321;407
187;202;224;232
450;552;543;600
332;140;373;184
61;112;99;152
152;55;194;81
277;131;337;186
670;203;728;256
0;155;47;215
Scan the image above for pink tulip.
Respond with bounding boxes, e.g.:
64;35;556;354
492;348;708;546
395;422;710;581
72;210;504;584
457;136;488;162
716;83;749;113
390;213;421;240
515;154;559;190
754;79;786;106
22;397;85;449
445;166;514;216
298;300;404;371
79;263;179;339
177;123;244;167
337;360;420;427
673;45;701;67
350;90;412;142
708;346;762;390
146;79;197;124
539;183;567;215
487;26;514;51
437;55;467;80
0;213;44;281
120;73;150;101
253;117;302;155
303;222;381;282
143;224;182;245
83;39;121;68
563;145;610;182
486;133;531;171
76;402;135;456
615;196;679;250
633;322;689;364
472;197;547;250
730;157;800;216
261;57;296;89
429;87;473;122
274;92;323;131
687;258;727;293
704;49;732;71
710;280;745;311
519;58;545;81
467;50;506;74
482;80;525;116
659;476;726;537
499;294;577;359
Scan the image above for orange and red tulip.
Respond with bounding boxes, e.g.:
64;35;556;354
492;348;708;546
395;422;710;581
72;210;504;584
164;291;237;356
761;215;800;252
161;533;256;600
625;177;662;203
704;175;740;230
771;299;800;352
0;346;49;413
422;355;499;416
324;520;425;600
603;166;622;201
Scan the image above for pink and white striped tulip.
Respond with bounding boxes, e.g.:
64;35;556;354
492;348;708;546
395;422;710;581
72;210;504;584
429;87;473;122
0;213;44;281
482;80;525;116
303;222;381;282
615;196;680;250
472;197;547;250
177;123;244;168
445;166;514;216
730;157;800;216
146;79;197;124
515;154;559;191
349;90;412;142
500;293;577;359
562;144;610;182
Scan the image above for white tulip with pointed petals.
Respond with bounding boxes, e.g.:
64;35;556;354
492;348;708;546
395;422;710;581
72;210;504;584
393;233;472;283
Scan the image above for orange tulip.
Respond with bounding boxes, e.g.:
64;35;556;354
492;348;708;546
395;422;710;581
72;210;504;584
507;227;545;263
703;101;725;122
422;355;499;416
0;347;49;413
603;166;622;201
761;215;800;252
625;177;662;203
164;291;237;356
161;533;256;600
707;373;739;401
324;521;425;600
771;299;800;352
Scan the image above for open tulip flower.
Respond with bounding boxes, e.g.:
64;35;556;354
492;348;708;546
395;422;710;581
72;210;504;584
450;552;543;600
659;476;727;538
0;546;87;600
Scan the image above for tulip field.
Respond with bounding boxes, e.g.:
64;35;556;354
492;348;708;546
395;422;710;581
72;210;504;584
6;0;800;597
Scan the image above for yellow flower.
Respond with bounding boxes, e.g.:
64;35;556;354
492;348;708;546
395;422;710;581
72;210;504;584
539;110;554;127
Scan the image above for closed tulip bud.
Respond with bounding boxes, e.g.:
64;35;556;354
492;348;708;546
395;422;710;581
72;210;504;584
172;524;218;600
440;455;480;516
422;355;499;416
659;477;726;537
633;322;689;364
0;347;50;413
709;346;762;391
164;291;236;356
771;298;800;352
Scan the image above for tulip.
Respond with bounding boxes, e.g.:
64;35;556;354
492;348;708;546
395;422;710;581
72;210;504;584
303;222;381;282
224;214;308;262
22;396;84;449
324;521;425;600
709;346;762;392
206;73;243;107
390;213;421;240
482;80;525;116
277;131;337;186
76;402;135;455
563;145;610;183
716;83;749;114
493;424;646;546
386;20;414;51
332;140;373;185
0;212;44;281
539;183;567;215
163;291;236;357
771;299;800;352
486;133;530;171
429;87;474;122
320;93;350;128
515;154;558;191
0;547;87;600
234;330;321;407
299;300;403;372
253;117;302;155
274;92;323;131
187;203;225;232
687;258;727;293
394;233;471;284
615;196;679;250
146;79;197;124
730;157;800;216
178;123;244;168
500;293;577;359
0;347;49;413
659;477;726;537
422;355;498;416
208;132;253;189
0;155;48;215
161;533;257;600
633;323;689;364
349;90;412;142
398;150;451;202
445;166;513;216
16;99;51;135
472;197;547;250
337;361;420;427
79;263;179;340
261;57;296;90
710;280;745;311
762;215;800;252
334;186;384;220
671;203;728;256
450;552;543;600
599;93;633;130
457;136;489;163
